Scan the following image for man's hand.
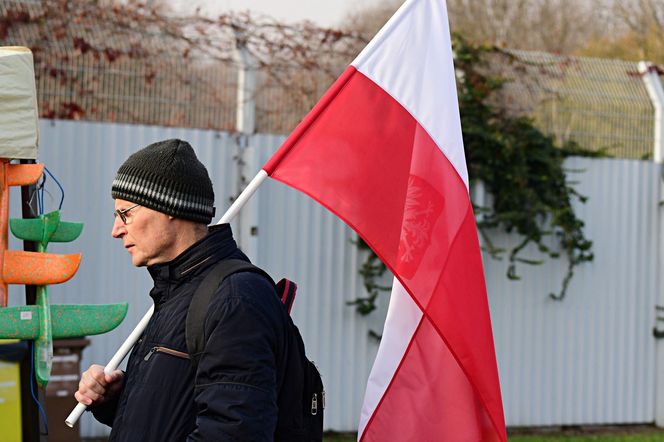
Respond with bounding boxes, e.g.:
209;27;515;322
74;364;124;406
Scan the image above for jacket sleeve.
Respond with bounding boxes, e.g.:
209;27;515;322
187;272;286;442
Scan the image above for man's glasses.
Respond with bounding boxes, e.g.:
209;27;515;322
114;203;141;224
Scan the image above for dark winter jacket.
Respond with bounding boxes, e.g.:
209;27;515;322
91;224;291;441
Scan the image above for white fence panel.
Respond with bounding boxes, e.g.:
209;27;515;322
487;157;659;426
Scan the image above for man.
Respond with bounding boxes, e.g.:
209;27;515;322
75;139;292;441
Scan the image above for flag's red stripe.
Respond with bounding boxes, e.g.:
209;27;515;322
268;69;506;439
362;314;502;442
359;313;426;442
263;66;357;175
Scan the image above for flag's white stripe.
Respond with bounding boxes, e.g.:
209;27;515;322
351;0;468;190
358;278;423;438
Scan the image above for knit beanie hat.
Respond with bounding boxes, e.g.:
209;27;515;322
111;139;215;224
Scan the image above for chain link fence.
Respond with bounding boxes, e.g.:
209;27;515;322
495;50;655;159
2;0;239;131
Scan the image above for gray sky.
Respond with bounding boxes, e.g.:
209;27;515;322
170;0;382;27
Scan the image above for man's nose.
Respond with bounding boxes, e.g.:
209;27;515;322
111;216;126;238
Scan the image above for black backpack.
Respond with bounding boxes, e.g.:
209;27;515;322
185;259;325;441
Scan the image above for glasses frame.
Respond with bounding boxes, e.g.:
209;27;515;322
114;203;141;224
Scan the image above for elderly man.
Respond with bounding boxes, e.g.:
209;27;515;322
75;139;295;441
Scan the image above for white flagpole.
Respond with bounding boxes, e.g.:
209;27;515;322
65;169;269;428
217;170;268;225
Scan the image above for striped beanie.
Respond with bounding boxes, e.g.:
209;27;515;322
111;139;215;224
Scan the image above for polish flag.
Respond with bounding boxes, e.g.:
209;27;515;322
263;0;506;440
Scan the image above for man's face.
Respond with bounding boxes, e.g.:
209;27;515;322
111;199;180;267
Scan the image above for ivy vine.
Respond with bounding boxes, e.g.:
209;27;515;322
349;35;598;316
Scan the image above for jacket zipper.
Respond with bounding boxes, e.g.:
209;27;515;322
144;346;190;361
311;393;318;415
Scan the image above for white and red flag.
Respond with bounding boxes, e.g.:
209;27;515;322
263;0;506;440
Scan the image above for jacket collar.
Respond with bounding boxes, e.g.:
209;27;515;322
147;223;238;285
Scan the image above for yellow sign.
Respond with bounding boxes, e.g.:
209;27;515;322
0;359;21;442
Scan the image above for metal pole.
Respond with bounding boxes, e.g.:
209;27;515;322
235;39;257;135
639;61;664;163
19;159;46;442
65;305;154;427
640;60;664;428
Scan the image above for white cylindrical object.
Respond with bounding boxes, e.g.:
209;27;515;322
235;43;257;134
639;61;664;163
104;304;155;373
65;403;87;428
218;170;268;224
66;168;270;428
65;304;155;427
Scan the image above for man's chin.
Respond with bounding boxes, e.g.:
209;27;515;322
131;256;148;267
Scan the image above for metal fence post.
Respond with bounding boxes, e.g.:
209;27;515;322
233;38;260;259
18;162;46;442
639;60;664;427
235;40;257;135
639;62;664;162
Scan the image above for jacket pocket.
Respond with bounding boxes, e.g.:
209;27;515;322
144;345;190;361
138;344;193;391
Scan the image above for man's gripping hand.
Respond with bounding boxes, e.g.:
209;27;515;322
75;364;124;406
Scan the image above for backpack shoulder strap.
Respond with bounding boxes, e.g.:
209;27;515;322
275;278;297;314
186;258;272;367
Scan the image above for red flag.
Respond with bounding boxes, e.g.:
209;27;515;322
263;0;506;440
